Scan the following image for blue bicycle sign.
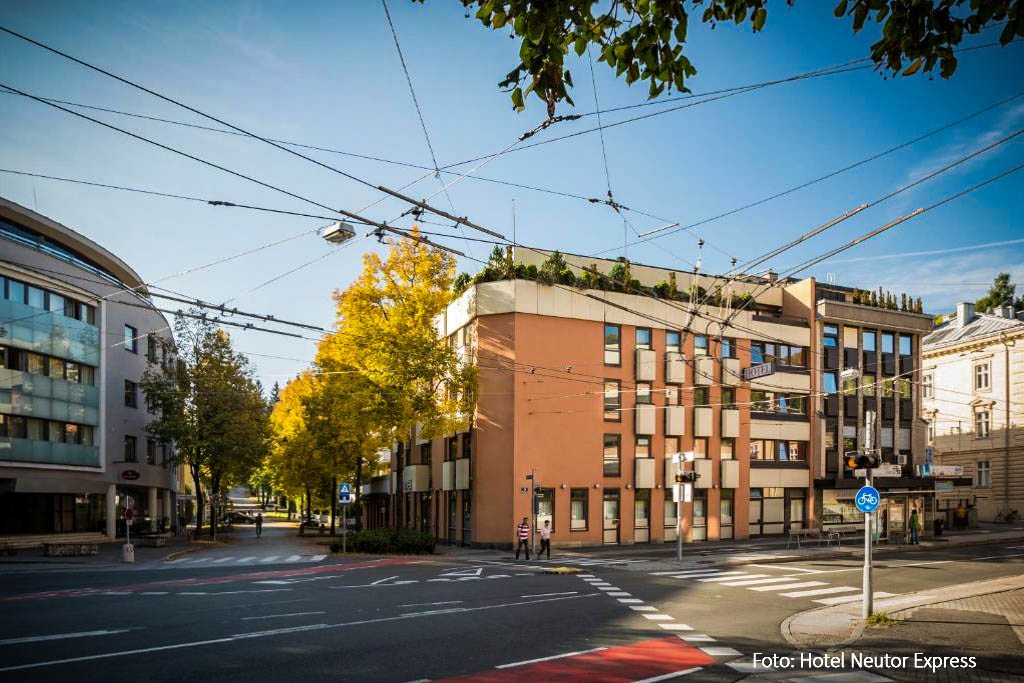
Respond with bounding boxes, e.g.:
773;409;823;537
855;485;880;513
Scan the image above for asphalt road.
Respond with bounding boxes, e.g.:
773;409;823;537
1;538;1022;682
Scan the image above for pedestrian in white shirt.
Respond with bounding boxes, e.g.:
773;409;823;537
539;520;551;559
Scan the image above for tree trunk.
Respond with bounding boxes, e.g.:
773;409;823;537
355;455;364;532
192;463;204;538
209;474;221;540
330;475;337;536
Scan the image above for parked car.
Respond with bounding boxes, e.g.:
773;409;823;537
226;511;255;524
300;516;324;531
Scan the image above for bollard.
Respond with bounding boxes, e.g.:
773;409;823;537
122;543;135;564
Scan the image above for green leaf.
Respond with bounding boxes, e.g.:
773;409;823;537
752;8;767;32
999;18;1016;45
852;4;868;31
563;69;573;88
492;11;507;29
875;5;889;22
834;0;848;18
674;13;688;42
574;36;588;56
510;87;525;111
513;14;526;35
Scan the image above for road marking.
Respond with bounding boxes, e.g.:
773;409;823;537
237;557;258;563
633;666;702;682
658;623;693;631
727;660;776;673
652;569;722;577
813;592;895;606
790;672;890;682
258;556;280;564
700;646;742;657
698;573;768;582
780;586;860;598
520;592;577;598
679;634;716;642
370;576;398;585
643;614;673;621
397;601;462;607
747;581;826;592
0;629;130;646
970;552;1024;561
631;606;657;611
577;574;595;578
285;555;302;562
187;557;210;564
494;646;607;668
309;555;327;561
211;557;233;564
721;577;802;587
100;591;133;595
139;592;168;595
751;563;819;574
618;598;643;604
607;591;631;597
253;581;293;585
597;586;620;591
240;612;326;621
691;571;749;581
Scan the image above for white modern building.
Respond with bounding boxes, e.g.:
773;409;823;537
922;302;1024;521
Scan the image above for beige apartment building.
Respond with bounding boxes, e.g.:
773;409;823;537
365;249;935;548
922;302;1024;521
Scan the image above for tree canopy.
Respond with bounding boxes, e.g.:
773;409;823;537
976;272;1021;313
436;0;1023;115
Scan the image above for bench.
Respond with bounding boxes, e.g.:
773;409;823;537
786;527;822;549
823;523;862;547
43;543;99;557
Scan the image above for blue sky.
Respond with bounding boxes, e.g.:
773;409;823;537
1;1;1022;387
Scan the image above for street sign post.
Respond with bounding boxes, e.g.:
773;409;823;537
123;495;135;564
338;483;352;553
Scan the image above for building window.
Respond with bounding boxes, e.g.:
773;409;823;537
570;488;588;530
721;438;734;459
604;380;621;421
535;488;554;532
927;420;935;444
750;391;807;415
636;382;652;404
146;439;157;465
26;352;46;375
923;373;934;398
693;387;709;406
604;324;621;366
898;379;911;400
842;375;857;396
824;372;838;395
420;443;431;465
124;435;137;463
881;333;894;354
862;373;876;397
899;335;912;356
447;437;458;461
664;436;679;458
124;380;138;408
974;363;990;391
693;437;708;459
47;357;65;380
898;427;911;451
665;331;681;353
977;461;991;488
720;489;733;527
147;333;158;362
750;440;806;461
635;436;651;458
863;330;876;353
694;335;708;355
665;385;680;405
881;378;895;398
824;325;839;348
720;338;735;359
777;345;806;368
124;325;138;353
462;431;472;462
975;409;990;438
603;434;621;476
721;388;736;409
636;327;652;350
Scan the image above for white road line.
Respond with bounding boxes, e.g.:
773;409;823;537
258;556;280;564
698;573;768;582
751;563;820;574
589;582;612;586
658;623;693;631
285;555;302;562
652;569;722;577
727;660;776;674
971;552;1024;561
722;577;803;587
780;586;860;598
253;581;293;585
309;554;327;562
597;587;620;591
630;606;657;611
140;592;168;595
0;629;131;646
747;581;826;592
186;558;210;564
643;614;673;621
240;612;326;621
700;646;742;657
370;576;398;585
521;592;577;598
577;574;595;578
607;592;631;597
618;599;643;604
211;557;233;564
236;557;258;563
813;592;895;606
101;591;133;595
494;646;607;669
679;634;716;642
633;666;702;682
397;601;462;607
790;672;890;682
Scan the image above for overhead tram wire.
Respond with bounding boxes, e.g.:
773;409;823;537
0;25;502;242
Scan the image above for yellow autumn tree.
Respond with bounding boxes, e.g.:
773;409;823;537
267;372;327;520
316;228;477;526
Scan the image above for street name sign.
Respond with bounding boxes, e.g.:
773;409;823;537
855;486;880;513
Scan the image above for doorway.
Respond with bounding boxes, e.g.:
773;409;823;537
447;492;457;545
603;489;620;544
634;490;650;543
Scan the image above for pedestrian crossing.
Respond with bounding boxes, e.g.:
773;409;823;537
163;554;328;567
651;567;896;605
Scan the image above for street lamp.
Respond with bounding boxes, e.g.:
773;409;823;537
322;221;355;244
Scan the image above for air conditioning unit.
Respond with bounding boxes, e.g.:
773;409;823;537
897;453;907;465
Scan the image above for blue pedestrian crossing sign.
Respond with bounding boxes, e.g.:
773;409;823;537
855;485;880;513
338;483;352;505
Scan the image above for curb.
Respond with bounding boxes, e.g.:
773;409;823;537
160;541;226;563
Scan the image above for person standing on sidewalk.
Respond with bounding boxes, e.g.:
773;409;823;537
255;512;263;539
955;502;967;530
909;509;921;545
515;516;530;560
539;520;551;559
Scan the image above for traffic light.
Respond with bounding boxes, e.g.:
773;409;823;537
674;472;701;483
845;453;881;469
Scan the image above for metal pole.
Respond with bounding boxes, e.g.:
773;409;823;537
530;468;537;557
676;456;683;562
863;468;873;618
342;503;347;554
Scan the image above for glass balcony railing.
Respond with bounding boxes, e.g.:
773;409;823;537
0;438;101;467
0;371;100;425
0;299;101;366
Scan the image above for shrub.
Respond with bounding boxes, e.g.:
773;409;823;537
653;280;671;298
525;264;538;280
452;272;472;295
330;528;436;555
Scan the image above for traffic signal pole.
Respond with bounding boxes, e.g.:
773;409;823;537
863;466;873;618
676;456;683;562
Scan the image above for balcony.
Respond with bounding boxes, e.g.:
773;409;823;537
721;358;740;386
455;458;470;490
442;461;455;491
0;371;100;425
694;356;714;386
665;352;686;384
665;405;686;436
0;438;100;468
635;458;655;489
721;409;740;438
693;406;713;437
694;458;712;489
636;349;656;381
402;464;430;493
720;459;740;489
0;299;101;366
635;404;656;435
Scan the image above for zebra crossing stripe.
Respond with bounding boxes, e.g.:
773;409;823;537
285;555;302;562
721;577;801;587
813;592;895;606
698;573;767;582
259;556;280;563
652;569;722;577
780;586;860;598
658;623;693;631
679;635;715;642
310;555;327;561
237;557;258;563
211;557;232;563
747;581;826;592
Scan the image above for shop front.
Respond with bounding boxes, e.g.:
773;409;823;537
820;478;959;544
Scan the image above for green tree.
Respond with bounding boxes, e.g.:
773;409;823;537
975;272;1018;313
438;1;1023;115
140;314;269;539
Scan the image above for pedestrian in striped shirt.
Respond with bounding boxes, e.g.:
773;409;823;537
515;517;530;560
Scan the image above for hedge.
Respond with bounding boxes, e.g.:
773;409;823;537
330;528;436;555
